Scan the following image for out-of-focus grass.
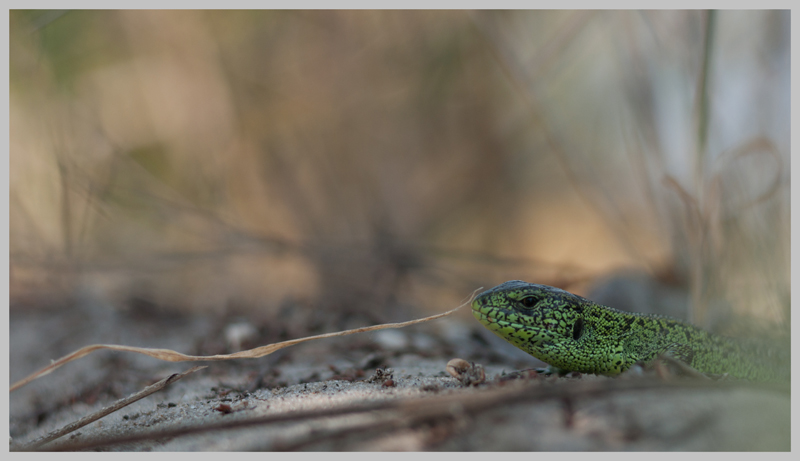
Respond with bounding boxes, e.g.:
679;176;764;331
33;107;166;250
9;10;789;336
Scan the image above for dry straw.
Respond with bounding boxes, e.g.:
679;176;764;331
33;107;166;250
10;289;480;393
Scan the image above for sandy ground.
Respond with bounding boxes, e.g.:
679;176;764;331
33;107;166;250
8;305;791;451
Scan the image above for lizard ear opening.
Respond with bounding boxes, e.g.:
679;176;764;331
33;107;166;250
572;318;584;341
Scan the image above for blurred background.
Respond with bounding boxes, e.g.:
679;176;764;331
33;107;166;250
9;10;790;341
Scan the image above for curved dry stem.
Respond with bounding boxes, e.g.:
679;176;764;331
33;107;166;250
10;289;480;393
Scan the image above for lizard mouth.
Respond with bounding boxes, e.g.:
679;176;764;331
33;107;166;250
471;302;561;333
471;309;555;346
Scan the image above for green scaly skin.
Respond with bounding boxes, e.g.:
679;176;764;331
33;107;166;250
472;281;789;382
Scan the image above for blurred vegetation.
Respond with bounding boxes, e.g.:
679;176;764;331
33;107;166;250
9;11;789;335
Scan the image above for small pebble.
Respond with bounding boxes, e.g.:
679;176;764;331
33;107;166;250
373;330;408;351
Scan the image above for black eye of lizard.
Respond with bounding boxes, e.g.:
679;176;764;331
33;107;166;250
521;296;537;308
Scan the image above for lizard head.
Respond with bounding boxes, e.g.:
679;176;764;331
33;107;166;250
472;280;588;346
471;280;616;373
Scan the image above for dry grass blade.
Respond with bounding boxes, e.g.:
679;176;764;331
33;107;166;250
15;366;207;451
10;290;479;393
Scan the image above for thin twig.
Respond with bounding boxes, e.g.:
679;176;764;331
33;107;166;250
17;366;207;451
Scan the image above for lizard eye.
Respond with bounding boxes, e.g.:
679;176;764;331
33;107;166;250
521;296;537;308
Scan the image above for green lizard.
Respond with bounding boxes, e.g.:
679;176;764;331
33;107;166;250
472;281;789;382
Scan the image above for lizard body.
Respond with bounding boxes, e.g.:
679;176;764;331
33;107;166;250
472;281;789;382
